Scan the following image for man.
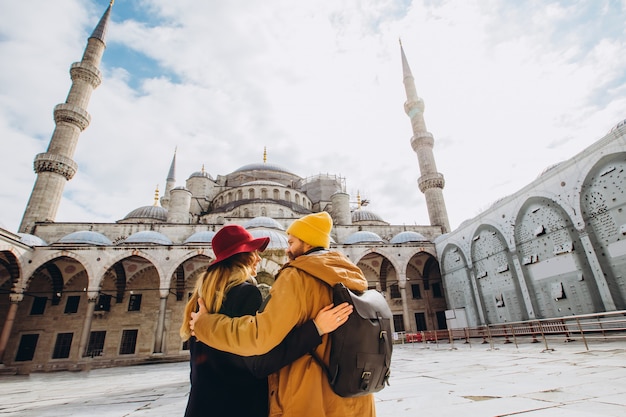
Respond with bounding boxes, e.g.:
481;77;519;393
190;212;376;416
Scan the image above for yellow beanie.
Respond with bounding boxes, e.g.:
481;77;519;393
287;212;333;248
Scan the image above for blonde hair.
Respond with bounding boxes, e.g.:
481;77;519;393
180;252;258;340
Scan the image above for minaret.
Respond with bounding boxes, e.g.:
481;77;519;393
19;2;113;233
400;40;451;233
160;148;177;209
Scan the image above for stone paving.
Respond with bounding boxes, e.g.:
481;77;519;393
0;338;625;416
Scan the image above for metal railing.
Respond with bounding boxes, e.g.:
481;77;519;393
397;310;626;352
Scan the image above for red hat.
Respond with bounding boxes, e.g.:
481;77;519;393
210;225;270;266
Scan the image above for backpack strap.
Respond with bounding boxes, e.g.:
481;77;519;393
378;311;392;386
281;265;335;379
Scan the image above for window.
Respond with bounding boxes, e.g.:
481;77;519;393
15;334;39;361
119;329;138;355
64;296;80;314
128;294;142;312
85;331;106;357
411;284;421;299
432;283;443;298
390;284;401;299
95;294;112;312
392;314;405;332
52;333;73;359
414;312;427;331
30;297;47;315
436;311;447;330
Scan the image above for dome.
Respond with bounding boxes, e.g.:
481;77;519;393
390;231;427;244
122;205;168;222
351;209;386;224
244;216;285;230
189;170;212;180
183;230;216;244
233;162;295;176
122;231;173;245
55;231;112;246
241;180;285;187
343;231;384;245
250;229;289;249
17;233;48;246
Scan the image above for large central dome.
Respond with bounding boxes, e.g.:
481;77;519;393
232;162;296;176
226;162;302;188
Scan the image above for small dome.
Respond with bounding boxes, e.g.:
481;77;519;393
122;205;168;222
343;231;384;245
17;233;48;246
244;216;285;230
122;231;173;245
184;230;216;244
56;231;112;246
352;209;386;224
390;231;427;244
250;229;289;249
189;170;212;180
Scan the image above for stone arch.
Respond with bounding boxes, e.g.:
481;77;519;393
470;225;527;324
440;243;480;326
0;250;22;293
514;196;603;319
580;151;626;309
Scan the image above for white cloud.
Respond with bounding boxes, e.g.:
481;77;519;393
0;0;624;234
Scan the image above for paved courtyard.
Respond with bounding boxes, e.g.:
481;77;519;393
0;338;625;416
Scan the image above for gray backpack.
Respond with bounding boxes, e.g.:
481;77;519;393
311;282;393;397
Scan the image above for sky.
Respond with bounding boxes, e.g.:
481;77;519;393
0;0;625;234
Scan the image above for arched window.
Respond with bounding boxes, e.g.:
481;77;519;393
248;189;255;199
273;189;280;199
285;191;291;202
262;188;268;199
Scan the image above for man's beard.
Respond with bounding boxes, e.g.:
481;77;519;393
286;247;304;261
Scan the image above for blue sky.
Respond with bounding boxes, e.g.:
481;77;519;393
0;0;625;233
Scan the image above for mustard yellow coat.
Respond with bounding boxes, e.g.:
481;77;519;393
194;250;376;417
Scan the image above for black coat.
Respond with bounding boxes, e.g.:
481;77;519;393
184;281;321;417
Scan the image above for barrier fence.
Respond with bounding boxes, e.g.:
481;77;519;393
396;310;626;352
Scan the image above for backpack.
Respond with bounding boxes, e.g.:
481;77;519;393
312;282;393;397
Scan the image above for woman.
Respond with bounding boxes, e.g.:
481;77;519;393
180;224;351;417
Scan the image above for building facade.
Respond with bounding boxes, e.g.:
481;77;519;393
0;4;449;373
435;120;626;327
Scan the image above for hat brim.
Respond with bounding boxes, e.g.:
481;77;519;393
210;236;270;266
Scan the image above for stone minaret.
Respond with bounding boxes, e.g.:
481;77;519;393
160;148;177;209
19;2;113;233
401;41;451;233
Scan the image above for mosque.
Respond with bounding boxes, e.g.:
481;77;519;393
0;3;624;374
